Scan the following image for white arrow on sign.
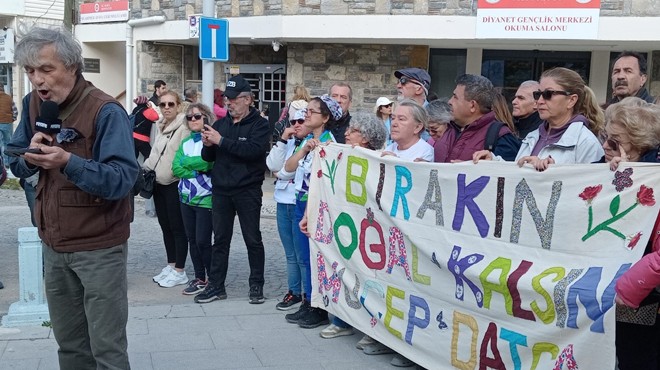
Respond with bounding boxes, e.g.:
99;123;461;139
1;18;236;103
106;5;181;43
209;24;220;59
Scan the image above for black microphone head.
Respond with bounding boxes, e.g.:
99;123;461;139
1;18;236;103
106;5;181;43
35;100;62;135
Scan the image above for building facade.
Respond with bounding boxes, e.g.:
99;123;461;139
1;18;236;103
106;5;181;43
5;0;660;115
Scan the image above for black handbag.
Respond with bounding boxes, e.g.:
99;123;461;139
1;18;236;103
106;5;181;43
138;168;156;199
136;128;177;199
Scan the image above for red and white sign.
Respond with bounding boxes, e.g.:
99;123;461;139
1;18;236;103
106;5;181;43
476;0;601;39
79;1;129;24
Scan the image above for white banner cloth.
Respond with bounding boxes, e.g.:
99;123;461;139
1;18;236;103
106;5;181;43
307;143;660;370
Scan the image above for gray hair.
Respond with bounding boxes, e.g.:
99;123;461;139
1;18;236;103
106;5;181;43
184;88;198;100
185;103;216;130
455;74;495;114
15;27;84;75
519;80;540;90
426;99;452;124
349;111;388;150
398;99;429;131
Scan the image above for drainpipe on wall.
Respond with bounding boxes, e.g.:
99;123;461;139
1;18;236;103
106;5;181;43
125;16;166;110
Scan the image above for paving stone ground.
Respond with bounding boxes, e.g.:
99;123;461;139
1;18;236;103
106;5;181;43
0;178;413;369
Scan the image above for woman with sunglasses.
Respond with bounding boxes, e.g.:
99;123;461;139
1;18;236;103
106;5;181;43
171;103;216;296
374;97;394;146
279;95;342;329
266;109;312;311
473;67;603;171
144;91;191;288
596;97;660;370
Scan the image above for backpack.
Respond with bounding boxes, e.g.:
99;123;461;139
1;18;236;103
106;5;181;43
484;121;504;151
130;107;150;130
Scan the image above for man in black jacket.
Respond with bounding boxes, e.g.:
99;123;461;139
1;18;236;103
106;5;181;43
512;80;543;139
329;82;352;143
197;75;271;304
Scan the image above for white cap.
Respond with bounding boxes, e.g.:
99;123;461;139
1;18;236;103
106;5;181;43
376;97;393;107
291;109;306;121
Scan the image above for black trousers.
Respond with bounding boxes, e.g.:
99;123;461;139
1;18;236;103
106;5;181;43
153;182;188;269
208;187;265;290
180;203;212;280
616;314;660;370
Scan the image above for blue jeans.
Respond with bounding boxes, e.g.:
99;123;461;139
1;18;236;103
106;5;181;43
295;195;311;299
180;203;212;280
0;123;12;165
332;316;352;328
277;202;302;295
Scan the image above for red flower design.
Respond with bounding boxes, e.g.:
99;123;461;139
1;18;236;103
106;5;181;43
579;184;602;202
337;151;343;161
319;148;326;158
627;232;642;250
317;169;323;178
637;185;656;206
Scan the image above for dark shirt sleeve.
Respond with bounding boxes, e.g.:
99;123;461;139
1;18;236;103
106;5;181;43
63;103;139;200
493;133;521;162
218;118;270;160
7;95;39;178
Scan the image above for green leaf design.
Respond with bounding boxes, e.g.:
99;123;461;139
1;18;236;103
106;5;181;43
610;195;620;217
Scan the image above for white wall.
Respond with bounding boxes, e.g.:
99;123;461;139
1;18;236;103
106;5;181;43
81;42;126;102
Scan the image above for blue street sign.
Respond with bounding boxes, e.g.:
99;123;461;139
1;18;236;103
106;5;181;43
199;17;229;62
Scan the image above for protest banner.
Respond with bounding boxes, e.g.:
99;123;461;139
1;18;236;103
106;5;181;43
307;143;660;370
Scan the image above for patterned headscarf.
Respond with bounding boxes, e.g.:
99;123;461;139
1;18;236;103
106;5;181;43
319;94;343;121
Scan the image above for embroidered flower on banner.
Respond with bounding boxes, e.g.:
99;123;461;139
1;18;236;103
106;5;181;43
612;167;634;192
627;232;643;250
579;184;602;203
637;185;656;206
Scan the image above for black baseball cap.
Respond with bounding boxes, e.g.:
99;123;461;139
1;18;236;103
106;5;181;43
224;75;252;99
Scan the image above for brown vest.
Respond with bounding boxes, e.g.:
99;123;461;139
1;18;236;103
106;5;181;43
0;92;13;123
29;79;132;252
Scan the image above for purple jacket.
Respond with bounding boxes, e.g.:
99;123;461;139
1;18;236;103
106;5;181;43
434;111;517;163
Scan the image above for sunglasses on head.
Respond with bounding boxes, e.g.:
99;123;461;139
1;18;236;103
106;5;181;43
186;114;203;121
532;89;572;101
159;102;176;108
290;119;305;125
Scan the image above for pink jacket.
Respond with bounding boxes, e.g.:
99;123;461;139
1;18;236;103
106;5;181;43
615;213;660;308
214;104;227;120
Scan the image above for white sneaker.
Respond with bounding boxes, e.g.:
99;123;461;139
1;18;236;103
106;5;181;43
158;269;189;288
320;323;354;339
153;265;173;283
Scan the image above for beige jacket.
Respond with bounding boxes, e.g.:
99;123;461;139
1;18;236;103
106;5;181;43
143;112;190;185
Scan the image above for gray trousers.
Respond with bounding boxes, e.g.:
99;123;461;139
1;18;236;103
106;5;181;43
43;242;130;370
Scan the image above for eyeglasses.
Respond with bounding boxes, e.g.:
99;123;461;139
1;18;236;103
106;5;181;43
605;138;619;151
305;108;322;116
533;89;572;101
347;127;362;135
290;119;305;125
399;77;423;88
159;102;176;108
186;114;203;121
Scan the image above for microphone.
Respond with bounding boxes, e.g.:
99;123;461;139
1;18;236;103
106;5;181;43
35;100;62;135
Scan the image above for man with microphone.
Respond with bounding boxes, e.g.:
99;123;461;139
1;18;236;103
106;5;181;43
7;27;137;369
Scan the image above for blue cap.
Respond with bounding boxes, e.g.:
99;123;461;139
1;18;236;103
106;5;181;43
394;68;431;91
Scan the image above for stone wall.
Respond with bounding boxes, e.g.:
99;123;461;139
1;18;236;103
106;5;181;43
137;42;186;95
106;0;654;19
286;43;427;111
